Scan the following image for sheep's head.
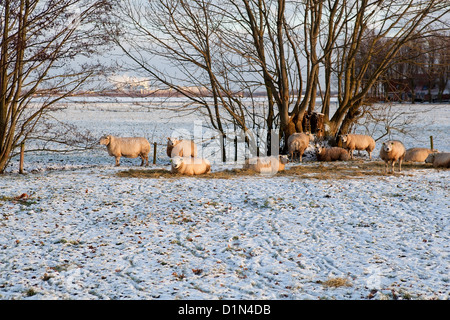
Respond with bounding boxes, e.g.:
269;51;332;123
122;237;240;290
425;153;436;164
99;135;111;145
279;155;289;164
382;141;395;153
315;144;323;154
340;134;348;143
171;156;184;169
167;137;180;147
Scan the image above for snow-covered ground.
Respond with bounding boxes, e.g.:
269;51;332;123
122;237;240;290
0;99;449;300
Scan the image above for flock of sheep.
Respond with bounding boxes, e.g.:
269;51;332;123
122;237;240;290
99;132;450;176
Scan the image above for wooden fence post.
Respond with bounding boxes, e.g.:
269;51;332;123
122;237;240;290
153;142;157;164
234;136;238;162
430;136;434;150
19;142;25;174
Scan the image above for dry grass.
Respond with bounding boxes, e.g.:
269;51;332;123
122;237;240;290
116;160;440;180
320;277;353;288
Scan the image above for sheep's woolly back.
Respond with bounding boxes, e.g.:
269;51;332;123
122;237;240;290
379;140;406;173
244;155;288;174
171;156;210;175
425;152;450;168
404;148;436;162
99;135;151;166
379;140;406;161
340;134;375;159
316;146;350;161
287;132;314;161
167;138;198;157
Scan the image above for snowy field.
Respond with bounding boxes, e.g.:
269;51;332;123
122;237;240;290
0;98;449;300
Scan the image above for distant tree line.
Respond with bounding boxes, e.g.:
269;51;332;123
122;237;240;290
364;32;450;103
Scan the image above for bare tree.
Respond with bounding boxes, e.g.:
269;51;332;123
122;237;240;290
328;0;449;136
110;0;449;157
0;0;114;173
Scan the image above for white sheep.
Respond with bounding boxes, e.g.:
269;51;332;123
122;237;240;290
315;145;350;162
379;140;406;173
425;152;450;168
243;155;288;174
171;156;211;175
167;137;198;158
404;148;437;162
99;135;151;166
340;133;376;159
287;132;314;162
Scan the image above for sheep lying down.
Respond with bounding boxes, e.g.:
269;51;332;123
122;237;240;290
404;148;437;162
243;155;288;174
425;152;450;168
100;135;151;166
171;156;211;175
315;145;350;161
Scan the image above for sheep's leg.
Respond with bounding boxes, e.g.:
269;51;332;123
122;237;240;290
115;156;121;166
391;160;396;173
143;155;149;166
398;159;402;172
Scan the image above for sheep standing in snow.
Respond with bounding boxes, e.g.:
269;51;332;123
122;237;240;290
340;134;375;159
404;148;437;162
379;140;406;173
167;137;198;158
171;156;211;175
287;132;314;162
315;145;350;162
425;152;450;168
243;155;288;174
99;135;151;166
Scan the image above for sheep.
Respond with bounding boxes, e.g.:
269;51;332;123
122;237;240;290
425;152;450;168
379;140;406;173
99;135;151;166
243;155;288;174
404;148;437;162
287;132;314;162
340;133;376;159
315;145;350;162
170;156;211;175
167;137;198;158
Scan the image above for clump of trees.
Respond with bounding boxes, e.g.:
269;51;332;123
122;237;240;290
111;0;449;157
